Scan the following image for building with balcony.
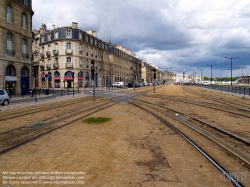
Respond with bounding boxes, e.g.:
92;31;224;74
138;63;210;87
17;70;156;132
0;0;34;95
33;22;142;88
32;22;111;88
108;45;142;85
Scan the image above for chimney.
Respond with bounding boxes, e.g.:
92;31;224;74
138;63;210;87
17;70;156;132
72;22;78;29
52;24;55;30
40;23;46;33
87;30;97;37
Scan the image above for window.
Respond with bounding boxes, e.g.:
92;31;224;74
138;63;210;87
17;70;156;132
55;58;58;64
22;38;28;58
55;30;58;39
86;46;88;56
66;42;71;49
79;32;82;40
67;57;71;63
55;43;58;50
66;30;71;38
79;58;83;67
48;32;51;41
21;13;27;29
79;44;82;54
6;5;12;23
41;34;44;43
86;59;89;68
7;33;13;55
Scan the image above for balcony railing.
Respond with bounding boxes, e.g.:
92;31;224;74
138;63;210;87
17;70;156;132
22;53;29;59
53;63;59;69
33;49;39;54
7;49;15;56
40;52;44;58
46;51;51;57
65;63;73;68
46;64;51;70
79;50;83;54
65;49;73;55
53;50;59;55
40;65;45;70
32;61;39;66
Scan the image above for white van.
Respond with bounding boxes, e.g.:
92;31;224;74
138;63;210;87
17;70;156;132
203;81;210;85
112;82;124;87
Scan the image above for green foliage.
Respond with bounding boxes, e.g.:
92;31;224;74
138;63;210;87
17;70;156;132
83;117;111;124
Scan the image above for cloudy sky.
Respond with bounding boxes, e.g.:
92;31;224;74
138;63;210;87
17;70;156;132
33;0;250;78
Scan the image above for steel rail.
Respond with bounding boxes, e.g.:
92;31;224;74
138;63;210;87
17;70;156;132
138;99;250;145
130;102;245;187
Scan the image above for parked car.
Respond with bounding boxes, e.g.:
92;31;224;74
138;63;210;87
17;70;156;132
112;82;124;87
0;89;10;106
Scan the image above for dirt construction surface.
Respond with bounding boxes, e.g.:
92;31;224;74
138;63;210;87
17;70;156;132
0;85;249;187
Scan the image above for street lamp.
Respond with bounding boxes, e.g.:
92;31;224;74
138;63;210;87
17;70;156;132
183;69;185;93
206;64;216;84
152;68;156;93
198;69;205;83
225;57;239;86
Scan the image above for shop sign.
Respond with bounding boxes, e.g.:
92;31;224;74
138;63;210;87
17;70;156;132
5;76;17;81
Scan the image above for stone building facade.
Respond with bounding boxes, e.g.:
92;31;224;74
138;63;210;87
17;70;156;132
33;22;111;89
33;22;142;88
0;0;33;95
108;45;142;85
141;60;163;83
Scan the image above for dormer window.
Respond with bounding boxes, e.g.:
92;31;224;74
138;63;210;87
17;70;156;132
66;30;71;38
41;34;44;43
48;32;51;41
55;30;58;39
79;31;82;40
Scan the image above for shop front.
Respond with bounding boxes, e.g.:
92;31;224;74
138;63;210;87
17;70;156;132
64;71;74;88
78;71;83;87
5;65;17;95
54;71;61;88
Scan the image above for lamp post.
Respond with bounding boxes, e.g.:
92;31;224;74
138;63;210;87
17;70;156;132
198;69;205;83
225;57;239;86
183;69;185;93
152;68;156;93
206;64;216;84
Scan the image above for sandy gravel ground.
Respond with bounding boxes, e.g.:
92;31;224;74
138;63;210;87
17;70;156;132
0;85;249;187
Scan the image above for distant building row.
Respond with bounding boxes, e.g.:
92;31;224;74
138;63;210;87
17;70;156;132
32;22;168;90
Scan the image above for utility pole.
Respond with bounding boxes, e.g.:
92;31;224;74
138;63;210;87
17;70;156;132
91;60;95;101
198;69;205;83
206;64;216;84
225;57;239;86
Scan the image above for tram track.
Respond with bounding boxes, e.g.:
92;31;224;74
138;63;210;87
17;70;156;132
0;91;147;156
0;96;103;121
142;95;250;118
130;101;247;187
134;99;250;165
